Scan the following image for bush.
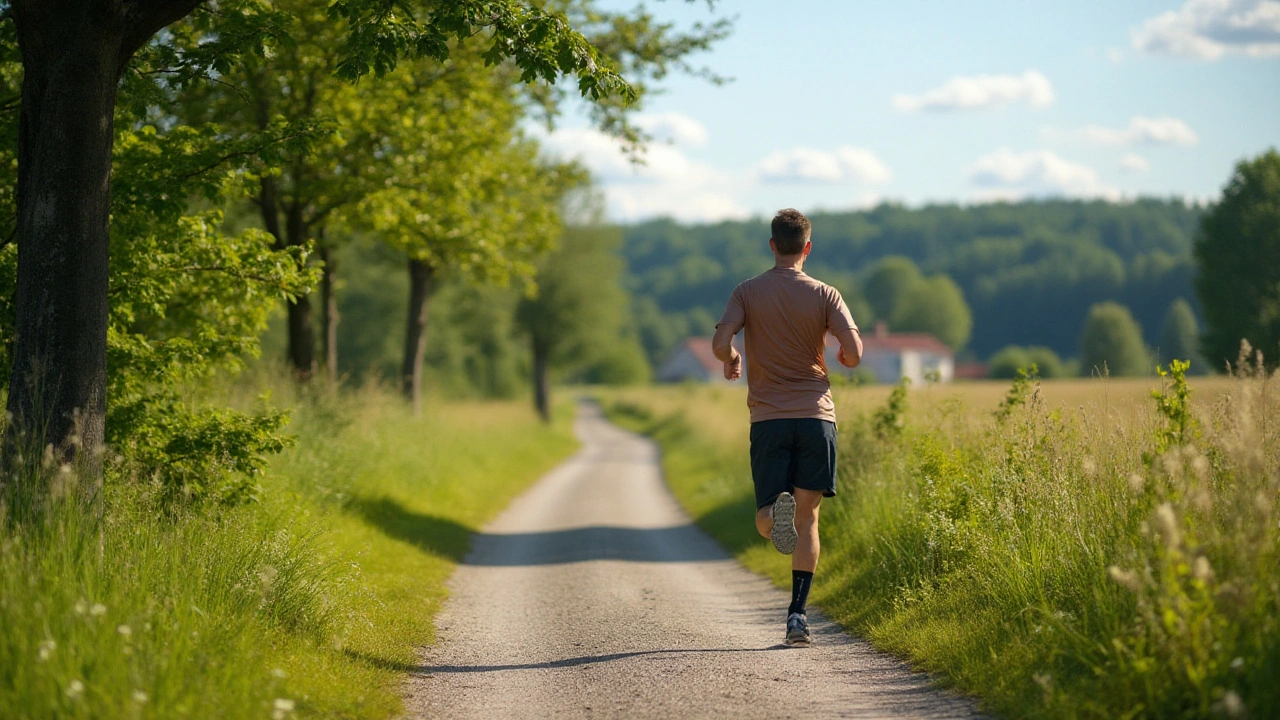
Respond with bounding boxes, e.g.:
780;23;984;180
1080;301;1149;377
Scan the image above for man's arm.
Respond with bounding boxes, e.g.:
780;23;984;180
712;323;743;380
833;326;863;368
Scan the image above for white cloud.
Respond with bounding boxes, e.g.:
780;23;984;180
1133;0;1280;59
536;123;748;223
633;112;709;147
966;148;1120;200
753;146;892;184
1119;153;1151;173
892;70;1054;113
1082;116;1199;147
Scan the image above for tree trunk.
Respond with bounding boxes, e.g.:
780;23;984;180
4;17;125;479
260;182;317;379
533;339;551;424
402;258;434;414
318;240;339;384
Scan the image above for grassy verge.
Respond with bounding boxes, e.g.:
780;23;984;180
604;368;1278;718
1;383;576;719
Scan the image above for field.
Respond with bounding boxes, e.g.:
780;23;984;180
0;383;577;719
604;367;1279;718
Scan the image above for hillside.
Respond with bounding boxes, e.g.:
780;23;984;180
623;198;1203;363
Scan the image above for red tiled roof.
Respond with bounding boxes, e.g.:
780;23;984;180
683;337;720;372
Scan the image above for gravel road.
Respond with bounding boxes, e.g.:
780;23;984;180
405;403;981;719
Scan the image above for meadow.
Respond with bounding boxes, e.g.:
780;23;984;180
605;360;1278;718
0;380;576;719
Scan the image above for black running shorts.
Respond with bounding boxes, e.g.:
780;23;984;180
749;418;838;509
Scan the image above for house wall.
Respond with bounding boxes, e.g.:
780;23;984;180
656;350;715;383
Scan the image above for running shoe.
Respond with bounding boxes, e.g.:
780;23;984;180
770;492;798;555
786;612;811;647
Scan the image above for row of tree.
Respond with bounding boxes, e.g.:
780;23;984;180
0;0;728;504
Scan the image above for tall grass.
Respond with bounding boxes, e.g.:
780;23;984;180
605;360;1278;718
1;379;576;719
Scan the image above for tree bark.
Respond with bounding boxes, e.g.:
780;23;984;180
532;339;551;424
260;178;316;378
318;239;339;384
4;0;205;482
402;258;434;414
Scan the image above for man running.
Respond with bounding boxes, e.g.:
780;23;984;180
711;208;863;647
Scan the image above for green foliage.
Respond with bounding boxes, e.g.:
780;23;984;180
994;364;1039;422
1195;149;1280;371
872;378;910;439
864;256;923;322
517;224;638;376
1080;301;1149;377
1159;298;1203;373
894;274;973;351
990;345;1066;379
621;199;1202;362
1148;359;1199;457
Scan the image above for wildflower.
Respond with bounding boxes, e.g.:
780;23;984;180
1153;503;1180;549
1127;472;1145;495
73;600;88;615
132;690;148;704
1190;454;1210;481
117;625;132;637
1107;565;1143;593
271;668;288;679
1213;690;1244;718
1081;456;1096;478
65;680;84;699
37;639;55;662
258;565;279;589
1192;556;1215;583
89;603;107;617
272;697;296;719
1231;657;1244;670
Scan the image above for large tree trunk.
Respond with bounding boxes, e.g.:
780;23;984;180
402;258;434;414
318;240;339;384
532;338;551;424
4;17;123;480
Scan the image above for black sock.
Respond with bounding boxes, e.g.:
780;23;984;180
789;570;813;615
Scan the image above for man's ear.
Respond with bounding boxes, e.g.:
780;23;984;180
768;238;777;254
802;240;813;256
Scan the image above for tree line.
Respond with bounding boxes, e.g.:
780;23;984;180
622;170;1279;378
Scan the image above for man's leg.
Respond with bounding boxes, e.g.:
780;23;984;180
791;488;822;573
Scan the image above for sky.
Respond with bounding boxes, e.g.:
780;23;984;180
534;0;1280;223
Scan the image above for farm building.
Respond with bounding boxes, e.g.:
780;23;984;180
656;337;746;383
826;323;954;385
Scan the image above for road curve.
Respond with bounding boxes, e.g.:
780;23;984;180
405;402;981;719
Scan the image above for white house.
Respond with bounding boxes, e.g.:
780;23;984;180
825;323;954;385
656;337;746;383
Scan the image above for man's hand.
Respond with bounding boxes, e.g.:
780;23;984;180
724;352;742;380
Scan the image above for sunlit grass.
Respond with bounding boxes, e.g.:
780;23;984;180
0;380;576;719
604;370;1277;718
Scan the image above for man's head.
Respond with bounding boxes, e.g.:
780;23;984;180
770;208;811;257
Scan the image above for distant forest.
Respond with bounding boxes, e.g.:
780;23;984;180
623;199;1203;364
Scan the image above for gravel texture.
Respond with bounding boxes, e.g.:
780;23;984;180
405;403;981;719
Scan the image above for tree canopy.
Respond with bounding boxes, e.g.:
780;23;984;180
1080;301;1149;378
1195;149;1280;371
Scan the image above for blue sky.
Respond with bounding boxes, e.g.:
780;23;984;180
537;0;1280;223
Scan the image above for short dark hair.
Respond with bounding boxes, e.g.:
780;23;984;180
771;208;811;255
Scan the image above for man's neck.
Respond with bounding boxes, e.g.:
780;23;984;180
774;257;805;272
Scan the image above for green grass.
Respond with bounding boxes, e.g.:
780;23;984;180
604;369;1279;719
1;383;577;719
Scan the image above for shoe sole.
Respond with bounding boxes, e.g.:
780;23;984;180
770;492;798;555
785;634;811;647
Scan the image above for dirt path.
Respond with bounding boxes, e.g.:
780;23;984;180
405;403;981;719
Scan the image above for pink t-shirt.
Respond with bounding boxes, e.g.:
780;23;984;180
717;268;858;424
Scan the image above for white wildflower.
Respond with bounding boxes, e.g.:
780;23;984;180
1107;565;1143;593
272;697;296;719
89;603;107;617
1127;473;1145;495
1153;503;1180;549
117;624;132;637
73;600;88;615
65;680;84;699
1192;556;1214;583
132;690;148;704
37;639;55;662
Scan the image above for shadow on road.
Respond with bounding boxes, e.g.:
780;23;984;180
464;524;730;566
346;495;473;563
419;646;790;675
